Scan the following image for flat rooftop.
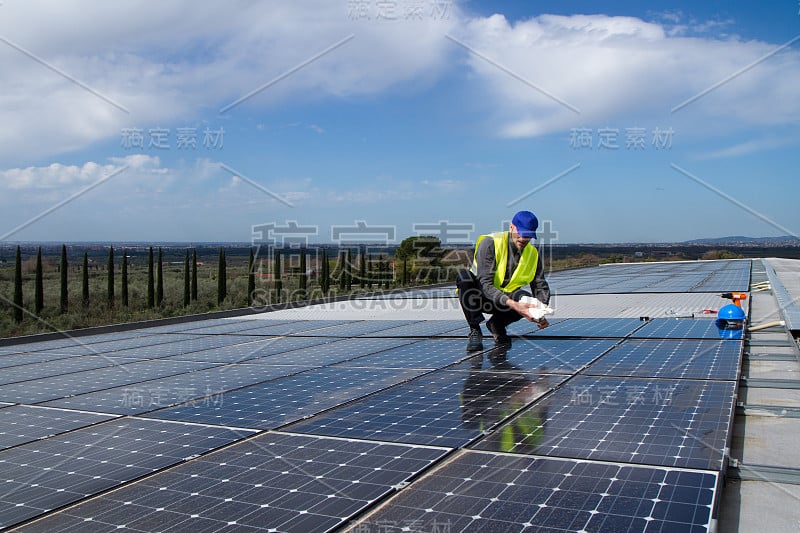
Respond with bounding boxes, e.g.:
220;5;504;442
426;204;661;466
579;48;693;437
0;258;797;532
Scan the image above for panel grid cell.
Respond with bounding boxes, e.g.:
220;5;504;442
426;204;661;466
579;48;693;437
16;432;449;533
287;365;564;448
146;367;428;429
0;417;254;529
345;451;718;532
473;376;736;471
584;339;743;380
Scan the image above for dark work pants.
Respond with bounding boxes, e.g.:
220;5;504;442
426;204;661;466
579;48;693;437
456;269;525;330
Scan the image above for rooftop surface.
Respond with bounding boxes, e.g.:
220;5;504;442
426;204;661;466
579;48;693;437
0;258;798;532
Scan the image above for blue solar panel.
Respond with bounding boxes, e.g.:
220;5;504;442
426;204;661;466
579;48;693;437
585;339;743;380
0;406;116;451
631;319;733;340
473;376;735;471
0;418;254;529
146;367;428;429
510;318;645;338
346;451;718;532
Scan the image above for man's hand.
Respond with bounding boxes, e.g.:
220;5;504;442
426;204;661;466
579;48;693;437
508;299;537;322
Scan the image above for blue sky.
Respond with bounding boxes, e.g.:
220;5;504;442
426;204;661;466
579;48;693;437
0;0;797;244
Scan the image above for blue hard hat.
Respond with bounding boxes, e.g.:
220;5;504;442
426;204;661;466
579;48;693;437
717;304;745;321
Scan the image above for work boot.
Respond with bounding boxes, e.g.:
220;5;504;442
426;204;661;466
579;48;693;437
486;318;511;348
466;327;483;352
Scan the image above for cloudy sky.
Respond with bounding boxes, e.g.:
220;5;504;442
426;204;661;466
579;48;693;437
0;0;797;244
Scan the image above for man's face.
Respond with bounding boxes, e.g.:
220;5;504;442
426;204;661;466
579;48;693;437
509;224;532;250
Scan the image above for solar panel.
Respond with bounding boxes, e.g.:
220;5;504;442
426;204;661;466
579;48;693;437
30;333;206;356
241;337;417;367
510;318;645;338
333;339;471;369
472;376;736;471
584;339;743;380
0;417;254;529
468;339;618;375
291;320;420;337
360;320;465;337
19;432;448;533
146;367;428;429
0;350;84;370
0;359;218;404
346;451;718;532
161;336;336;364
41;363;311;415
631;319;733;340
0;355;118;385
219;319;355;337
0;405;117;451
286;366;566;448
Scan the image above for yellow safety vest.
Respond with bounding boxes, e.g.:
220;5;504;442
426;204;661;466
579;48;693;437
472;232;539;293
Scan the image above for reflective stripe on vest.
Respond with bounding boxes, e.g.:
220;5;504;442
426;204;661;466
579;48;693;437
472;232;539;293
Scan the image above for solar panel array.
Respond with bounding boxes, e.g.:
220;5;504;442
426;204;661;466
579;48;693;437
0;259;747;532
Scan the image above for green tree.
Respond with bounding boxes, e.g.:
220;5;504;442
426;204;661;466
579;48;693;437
107;246;115;307
217;248;227;305
320;248;330;296
82;252;90;306
13;246;23;323
121;249;128;307
298;246;307;300
183;249;190;307
156;247;164;307
60;244;68;313
273;249;282;303
346;249;353;291
147;247;155;309
247;247;255;306
338;250;346;291
191;249;198;301
358;245;366;289
35;247;44;315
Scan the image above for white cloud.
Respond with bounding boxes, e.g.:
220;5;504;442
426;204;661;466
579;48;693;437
0;0;460;162
455;13;800;138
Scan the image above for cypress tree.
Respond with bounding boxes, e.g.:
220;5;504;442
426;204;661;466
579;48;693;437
338;251;346;291
298;246;307;300
147;247;155;308
320;248;330;296
82;252;90;306
13;246;23;323
107;246;115;307
60;244;68;313
346;249;353;291
191;249;198;301
217;248;226;305
247;248;255;306
184;250;190;307
358;245;366;288
35;247;44;315
274;249;282;303
156;247;164;307
121;249;128;307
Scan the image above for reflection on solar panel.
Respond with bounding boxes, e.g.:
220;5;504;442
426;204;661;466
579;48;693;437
510;317;645;338
293;320;419;337
480;338;618;374
161;335;335;364
146;367;427;429
0;405;116;451
584;339;743;380
19;432;449;533
41;363;311;415
287;365;564;448
631;319;731;339
347;451;717;532
473;376;735;471
0;417;254;529
243;337;416;367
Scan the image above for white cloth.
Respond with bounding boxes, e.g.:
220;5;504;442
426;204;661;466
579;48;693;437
519;296;554;321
